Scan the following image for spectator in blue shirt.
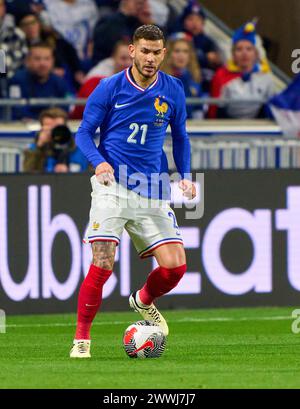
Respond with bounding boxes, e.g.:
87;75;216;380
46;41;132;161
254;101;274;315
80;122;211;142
18;13;86;92
9;42;70;120
23;107;89;173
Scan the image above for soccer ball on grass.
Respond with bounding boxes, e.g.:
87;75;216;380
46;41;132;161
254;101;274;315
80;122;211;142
123;320;166;358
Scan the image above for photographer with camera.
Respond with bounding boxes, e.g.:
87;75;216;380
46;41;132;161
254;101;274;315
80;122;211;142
23;107;89;173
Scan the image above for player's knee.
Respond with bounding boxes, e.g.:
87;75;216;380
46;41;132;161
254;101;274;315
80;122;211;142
159;249;186;269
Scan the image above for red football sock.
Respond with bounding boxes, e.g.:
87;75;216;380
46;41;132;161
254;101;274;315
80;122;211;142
139;264;187;305
75;264;112;340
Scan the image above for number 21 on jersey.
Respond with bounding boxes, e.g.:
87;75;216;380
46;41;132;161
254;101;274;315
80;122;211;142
127;123;148;145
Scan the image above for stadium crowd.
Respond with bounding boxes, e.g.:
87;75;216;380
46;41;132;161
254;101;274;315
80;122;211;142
0;0;277;172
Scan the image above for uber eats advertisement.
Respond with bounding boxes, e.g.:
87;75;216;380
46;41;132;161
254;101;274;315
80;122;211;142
0;170;299;315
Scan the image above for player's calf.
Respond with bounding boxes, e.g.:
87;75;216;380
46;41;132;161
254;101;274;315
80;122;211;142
139;264;187;305
73;241;116;344
74;264;113;341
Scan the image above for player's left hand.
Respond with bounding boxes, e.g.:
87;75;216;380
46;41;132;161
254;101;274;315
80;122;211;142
179;179;196;200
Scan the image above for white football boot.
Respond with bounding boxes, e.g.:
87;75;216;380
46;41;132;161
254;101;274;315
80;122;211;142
129;291;169;336
70;340;91;358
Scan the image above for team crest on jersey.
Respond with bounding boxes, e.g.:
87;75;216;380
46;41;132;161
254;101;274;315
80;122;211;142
92;222;100;231
154;96;168;127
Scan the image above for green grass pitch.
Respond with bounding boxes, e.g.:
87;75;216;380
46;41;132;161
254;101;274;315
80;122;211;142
0;307;299;389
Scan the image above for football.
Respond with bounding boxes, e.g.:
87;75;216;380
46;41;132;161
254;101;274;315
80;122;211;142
123;320;166;359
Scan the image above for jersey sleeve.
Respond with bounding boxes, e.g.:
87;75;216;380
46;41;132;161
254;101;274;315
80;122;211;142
170;80;192;179
75;79;111;168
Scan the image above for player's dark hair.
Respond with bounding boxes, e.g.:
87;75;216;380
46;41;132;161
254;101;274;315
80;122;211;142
133;25;165;45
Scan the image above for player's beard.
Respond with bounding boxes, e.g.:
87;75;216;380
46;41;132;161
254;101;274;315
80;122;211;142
134;58;160;80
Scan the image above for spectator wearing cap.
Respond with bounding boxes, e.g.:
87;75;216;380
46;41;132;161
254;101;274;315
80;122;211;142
9;43;70;120
161;33;204;119
23;107;88;173
0;0;27;79
209;21;274;119
177;1;222;92
18;13;85;91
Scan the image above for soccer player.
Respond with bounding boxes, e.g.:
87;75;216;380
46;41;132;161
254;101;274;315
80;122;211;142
70;24;196;358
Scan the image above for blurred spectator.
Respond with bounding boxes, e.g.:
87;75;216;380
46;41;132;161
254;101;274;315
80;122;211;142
209;21;274;119
134;0;170;29
221;18;272;73
71;40;131;119
86;40;131;80
93;0;143;64
23;107;88;172
18;13;85;90
39;0;99;68
0;0;27;78
9;43;70;120
136;0;152;25
178;1;222;92
161;34;203;119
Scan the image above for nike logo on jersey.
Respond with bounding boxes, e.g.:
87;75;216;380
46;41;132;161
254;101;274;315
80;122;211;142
115;102;131;109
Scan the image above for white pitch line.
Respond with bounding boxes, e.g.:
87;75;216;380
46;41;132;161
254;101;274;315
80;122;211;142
178;316;292;323
5;320;128;328
5;315;293;329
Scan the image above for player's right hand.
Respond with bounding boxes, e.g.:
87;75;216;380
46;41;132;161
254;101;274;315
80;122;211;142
179;179;196;200
95;162;115;186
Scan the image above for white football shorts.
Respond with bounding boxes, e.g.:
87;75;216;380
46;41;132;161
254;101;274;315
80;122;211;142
83;175;183;258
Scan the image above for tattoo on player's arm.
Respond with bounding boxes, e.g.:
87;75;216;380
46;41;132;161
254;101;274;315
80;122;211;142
92;241;116;270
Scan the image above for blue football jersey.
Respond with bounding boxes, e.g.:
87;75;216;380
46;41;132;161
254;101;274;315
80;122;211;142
76;67;191;199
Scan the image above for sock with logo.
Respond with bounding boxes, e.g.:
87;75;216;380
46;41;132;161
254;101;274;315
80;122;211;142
138;264;187;306
75;264;112;340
